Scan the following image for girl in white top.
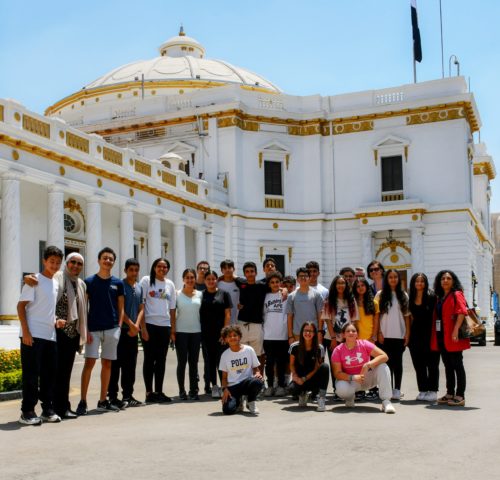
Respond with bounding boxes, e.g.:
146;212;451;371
172;268;203;400
375;269;410;401
139;258;176;404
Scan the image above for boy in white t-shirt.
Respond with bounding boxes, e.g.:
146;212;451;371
219;325;263;415
262;272;289;397
17;245;64;425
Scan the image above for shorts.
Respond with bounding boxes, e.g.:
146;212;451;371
237;321;264;356
85;327;120;360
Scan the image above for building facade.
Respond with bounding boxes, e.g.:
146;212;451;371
0;30;495;326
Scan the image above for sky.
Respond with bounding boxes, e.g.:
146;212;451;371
1;0;499;209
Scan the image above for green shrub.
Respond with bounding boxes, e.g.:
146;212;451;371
0;370;22;392
0;349;21;373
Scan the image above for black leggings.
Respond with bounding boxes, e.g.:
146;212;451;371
441;350;466;397
141;324;170;394
263;340;289;388
202;336;225;387
175;332;201;394
289;363;330;396
409;344;440;392
382;338;405;390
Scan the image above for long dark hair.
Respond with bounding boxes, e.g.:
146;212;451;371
327;275;356;317
379;269;408;314
409;273;435;313
297;322;321;367
149;257;170;286
433;270;464;299
352;278;376;315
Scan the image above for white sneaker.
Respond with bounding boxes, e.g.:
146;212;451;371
298;392;308;407
382;400;396;414
19;411;42;426
425;391;438;402
211;385;221;399
416;391;427;401
40;410;62;423
247;401;260;415
391;389;402;400
316;397;326;412
345;398;355;408
274;386;287;397
263;386;274;397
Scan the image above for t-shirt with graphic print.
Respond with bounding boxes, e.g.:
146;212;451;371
219;344;260;386
263;292;287;341
140;276;177;327
331;339;375;375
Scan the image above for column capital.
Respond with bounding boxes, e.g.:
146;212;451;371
87;194;104;204
48;183;66;194
2;170;22;181
121;202;136;212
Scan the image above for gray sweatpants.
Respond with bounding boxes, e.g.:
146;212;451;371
335;364;392;401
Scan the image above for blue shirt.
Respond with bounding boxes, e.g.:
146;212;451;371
122;280;143;329
85;274;124;331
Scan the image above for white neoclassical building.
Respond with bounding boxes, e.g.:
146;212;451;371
0;29;496;332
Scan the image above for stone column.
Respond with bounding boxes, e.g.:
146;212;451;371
361;230;373;270
86;198;102;274
120;206;135;272
195;228;207;264
206;229;214;269
0;173;22;321
411;227;425;274
148;215;162;267
173;221;187;287
47;185;65;252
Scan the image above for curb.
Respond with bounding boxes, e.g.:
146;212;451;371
0;390;22;401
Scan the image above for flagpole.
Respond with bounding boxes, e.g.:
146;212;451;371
413;59;417;83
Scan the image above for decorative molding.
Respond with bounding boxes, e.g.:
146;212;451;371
406;106;465;128
64;197;86;232
0;104;4;122
265;197;284;209
259;246;264;262
285;154;290;170
376;239;412;257
473;162;495;180
135;159;152;177
103;146;123;166
355;208;426;219
288;247;293;263
185;180;199;195
333;120;373;135
162;171;177;187
66;132;89;153
22;114;50;138
259;152;263;168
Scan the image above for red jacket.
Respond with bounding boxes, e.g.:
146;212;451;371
431;290;470;352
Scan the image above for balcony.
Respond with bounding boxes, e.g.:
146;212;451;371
381;190;404;202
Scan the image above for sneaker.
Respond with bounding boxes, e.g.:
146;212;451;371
263;386;274;397
447;396;465;406
416;391;427;401
40;410;62;423
298;392;308;407
109;398;127;410
391;389;402;401
188;391;200;401
123;396;143;407
145;392;159;404
316;397;326;412
62;409;78;419
204;384;211;395
355;391;366;400
382;400;396;414
437;394;453;405
76;400;88;416
157;392;172;403
97;399;120;412
274;386;287;397
425;391;438;403
179;391;188;401
247;401;260;415
19;411;42;426
211;385;221;399
345;398;355;408
332;392;342;402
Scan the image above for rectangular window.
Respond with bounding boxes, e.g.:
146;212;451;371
381;155;403;192
264;160;283;196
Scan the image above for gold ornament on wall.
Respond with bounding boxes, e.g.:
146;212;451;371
273;223;278;229
97;178;103;187
12;150;19;160
59;166;65;176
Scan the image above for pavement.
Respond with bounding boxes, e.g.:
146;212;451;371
0;341;498;480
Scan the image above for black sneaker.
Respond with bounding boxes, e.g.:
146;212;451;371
179;391;188;401
76;400;88;416
109;398;127;410
355;391;366;401
97;399;120;412
145;392;159;404
62;409;78;419
204;384;211;395
188;391;200;401
19;411;42;426
156;392;172;403
40;409;62;423
123;396;143;407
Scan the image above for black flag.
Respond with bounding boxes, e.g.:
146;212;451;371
411;0;423;62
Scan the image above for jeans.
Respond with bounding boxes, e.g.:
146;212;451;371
20;338;57;413
175;332;201;394
54;330;79;415
381;338;405;390
222;377;264;415
109;328;139;399
288;363;330;396
263;340;289;388
141;324;171;393
441;350;466;397
409;344;440;392
336;364;392;402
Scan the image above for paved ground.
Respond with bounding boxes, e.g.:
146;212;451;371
0;341;498;480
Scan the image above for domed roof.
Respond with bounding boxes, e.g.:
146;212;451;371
84;28;281;93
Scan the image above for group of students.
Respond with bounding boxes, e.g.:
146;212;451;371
17;247;470;424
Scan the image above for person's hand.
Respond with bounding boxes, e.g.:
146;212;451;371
237;303;243;310
292;374;304;385
128;322;139;337
170;331;176;343
360;362;371;375
87;332;93;344
288;336;295;346
55;318;67;329
354;374;364;384
221;388;231;404
404;333;410;347
377;332;384;344
254;371;263;380
451;328;459;343
141;327;149;342
21;329;33;346
23;274;38;287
